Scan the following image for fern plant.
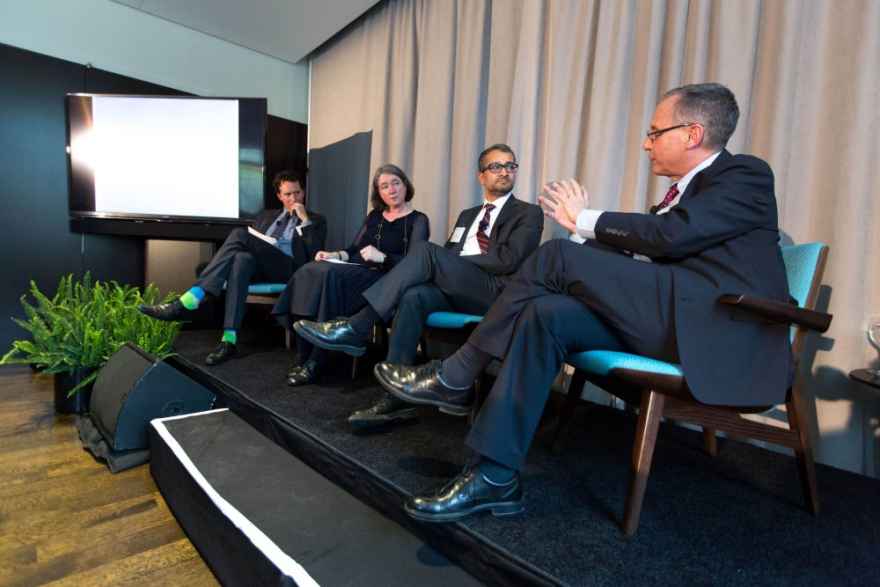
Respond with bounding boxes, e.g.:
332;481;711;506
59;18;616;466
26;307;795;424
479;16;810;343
1;273;181;395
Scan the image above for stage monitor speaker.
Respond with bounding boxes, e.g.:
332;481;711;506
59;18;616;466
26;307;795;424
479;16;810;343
90;343;216;451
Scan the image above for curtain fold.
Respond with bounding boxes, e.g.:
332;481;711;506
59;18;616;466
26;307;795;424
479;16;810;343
309;0;880;477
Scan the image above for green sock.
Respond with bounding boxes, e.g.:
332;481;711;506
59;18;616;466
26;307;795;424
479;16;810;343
222;330;237;344
179;291;200;310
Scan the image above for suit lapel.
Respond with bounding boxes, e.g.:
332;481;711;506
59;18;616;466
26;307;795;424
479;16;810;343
450;206;481;254
489;195;519;240
679;149;731;204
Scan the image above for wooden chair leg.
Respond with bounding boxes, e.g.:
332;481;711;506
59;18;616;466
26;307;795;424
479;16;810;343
623;389;665;537
702;427;718;457
787;381;820;515
551;369;588;454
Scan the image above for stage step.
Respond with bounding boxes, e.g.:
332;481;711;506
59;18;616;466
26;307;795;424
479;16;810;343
150;409;482;586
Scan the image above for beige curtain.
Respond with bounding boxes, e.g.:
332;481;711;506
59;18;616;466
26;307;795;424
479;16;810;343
309;0;880;477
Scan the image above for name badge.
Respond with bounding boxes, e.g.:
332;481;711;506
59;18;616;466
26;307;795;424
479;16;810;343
450;227;466;243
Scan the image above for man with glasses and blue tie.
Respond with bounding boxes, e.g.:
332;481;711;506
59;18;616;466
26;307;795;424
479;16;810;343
372;83;792;523
140;171;327;366
294;144;543;430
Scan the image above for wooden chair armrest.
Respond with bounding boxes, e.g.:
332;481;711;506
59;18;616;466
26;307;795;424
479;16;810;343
717;294;832;333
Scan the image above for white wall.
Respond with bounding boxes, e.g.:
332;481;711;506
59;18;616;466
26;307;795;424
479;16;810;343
0;0;308;122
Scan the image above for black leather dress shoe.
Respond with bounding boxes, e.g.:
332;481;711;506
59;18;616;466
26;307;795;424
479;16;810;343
286;359;319;386
405;465;523;522
138;299;192;322
373;361;473;416
205;342;237;366
348;394;419;431
293;319;367;357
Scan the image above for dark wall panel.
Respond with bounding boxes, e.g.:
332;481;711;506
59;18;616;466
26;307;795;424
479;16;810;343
0;44;145;354
0;42;306;353
308;131;372;251
265;115;308;209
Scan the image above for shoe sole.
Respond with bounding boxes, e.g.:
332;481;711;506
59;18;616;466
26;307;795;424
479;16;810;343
404;500;524;523
373;364;472;417
348;408;419;431
293;323;367;357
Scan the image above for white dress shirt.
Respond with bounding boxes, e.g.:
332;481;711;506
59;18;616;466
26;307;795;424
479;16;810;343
460;192;512;256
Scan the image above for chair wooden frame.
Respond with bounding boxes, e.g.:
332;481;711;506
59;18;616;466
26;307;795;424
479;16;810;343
243;288;291;349
555;245;831;536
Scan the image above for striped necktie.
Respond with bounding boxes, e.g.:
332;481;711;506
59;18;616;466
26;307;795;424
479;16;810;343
269;213;293;239
476;204;495;254
651;184;679;215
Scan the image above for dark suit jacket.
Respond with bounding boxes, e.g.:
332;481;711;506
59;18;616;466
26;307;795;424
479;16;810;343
444;196;544;276
594;150;791;406
254;209;328;270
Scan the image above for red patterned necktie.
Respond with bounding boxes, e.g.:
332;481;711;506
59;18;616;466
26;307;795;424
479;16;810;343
476;204;495;254
653;183;679;214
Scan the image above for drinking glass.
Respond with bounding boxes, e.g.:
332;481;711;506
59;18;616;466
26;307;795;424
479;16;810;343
866;316;880;377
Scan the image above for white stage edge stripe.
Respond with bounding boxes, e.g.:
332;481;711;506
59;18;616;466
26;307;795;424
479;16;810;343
151;410;320;587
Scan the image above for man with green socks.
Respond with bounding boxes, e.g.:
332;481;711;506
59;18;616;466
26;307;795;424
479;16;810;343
140;171;326;365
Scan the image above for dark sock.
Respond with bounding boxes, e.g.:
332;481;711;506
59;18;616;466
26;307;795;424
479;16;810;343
477;457;516;484
438;342;491;389
348;305;380;337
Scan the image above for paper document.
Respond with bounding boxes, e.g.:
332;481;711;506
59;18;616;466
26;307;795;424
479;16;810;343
248;226;277;245
325;258;362;265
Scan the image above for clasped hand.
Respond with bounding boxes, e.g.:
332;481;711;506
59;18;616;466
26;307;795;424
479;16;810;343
359;245;386;264
538;178;590;234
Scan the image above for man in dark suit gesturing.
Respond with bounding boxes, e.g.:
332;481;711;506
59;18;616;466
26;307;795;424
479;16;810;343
141;171;327;366
374;83;792;522
294;144;543;429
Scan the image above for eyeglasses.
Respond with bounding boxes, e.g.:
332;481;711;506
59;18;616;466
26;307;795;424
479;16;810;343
481;162;519;174
645;122;696;142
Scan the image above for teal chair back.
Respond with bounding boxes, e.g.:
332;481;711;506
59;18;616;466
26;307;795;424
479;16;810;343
780;242;828;350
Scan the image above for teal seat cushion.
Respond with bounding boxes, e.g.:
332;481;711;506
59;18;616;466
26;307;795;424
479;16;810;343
426;312;484;329
567;350;683;378
246;283;286;295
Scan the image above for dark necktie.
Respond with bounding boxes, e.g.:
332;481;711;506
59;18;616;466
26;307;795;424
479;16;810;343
651;184;679;215
476;204;495;254
269;213;293;239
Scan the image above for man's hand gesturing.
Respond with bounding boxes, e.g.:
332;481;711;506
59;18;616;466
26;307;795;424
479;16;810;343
538;179;590;234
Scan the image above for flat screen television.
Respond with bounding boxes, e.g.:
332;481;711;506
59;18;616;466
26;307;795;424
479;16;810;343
66;94;267;240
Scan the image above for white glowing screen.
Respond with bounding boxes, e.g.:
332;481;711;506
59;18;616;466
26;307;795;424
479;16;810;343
91;97;239;218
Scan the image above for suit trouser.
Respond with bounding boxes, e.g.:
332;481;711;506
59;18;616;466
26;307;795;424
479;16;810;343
361;241;504;365
196;228;295;330
465;239;678;470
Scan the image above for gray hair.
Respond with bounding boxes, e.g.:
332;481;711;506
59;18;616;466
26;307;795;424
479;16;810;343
663;83;739;150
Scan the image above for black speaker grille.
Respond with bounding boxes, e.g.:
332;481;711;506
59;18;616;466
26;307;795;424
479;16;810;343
91;344;155;441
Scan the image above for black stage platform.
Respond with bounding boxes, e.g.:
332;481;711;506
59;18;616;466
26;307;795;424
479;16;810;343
160;330;880;586
151;409;482;586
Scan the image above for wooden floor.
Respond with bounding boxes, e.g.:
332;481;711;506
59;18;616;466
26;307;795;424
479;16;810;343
0;366;217;587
